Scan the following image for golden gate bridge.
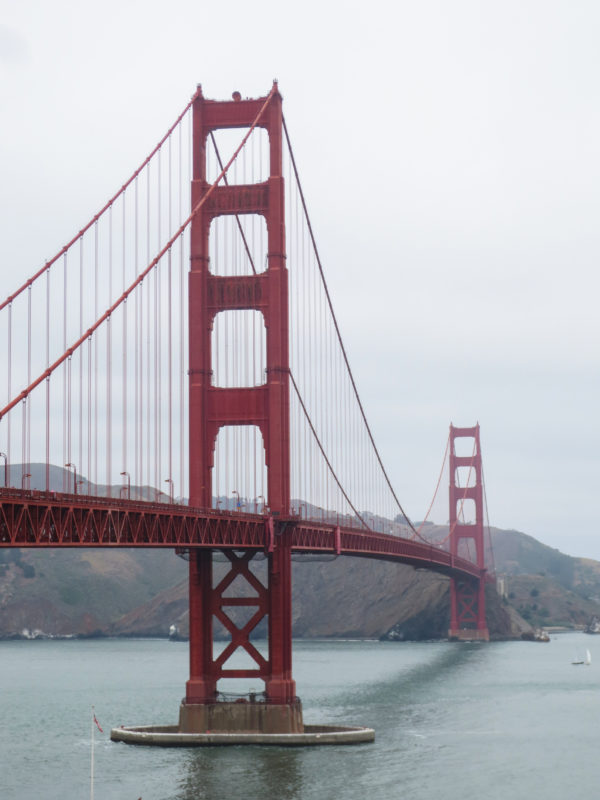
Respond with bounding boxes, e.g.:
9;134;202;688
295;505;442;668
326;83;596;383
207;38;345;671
0;83;492;738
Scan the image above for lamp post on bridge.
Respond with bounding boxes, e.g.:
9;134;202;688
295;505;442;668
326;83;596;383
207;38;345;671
65;463;77;494
0;452;7;487
21;472;31;490
120;471;131;500
254;495;265;513
165;478;174;503
231;490;241;511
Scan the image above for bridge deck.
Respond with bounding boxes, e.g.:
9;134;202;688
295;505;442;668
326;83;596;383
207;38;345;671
0;489;484;581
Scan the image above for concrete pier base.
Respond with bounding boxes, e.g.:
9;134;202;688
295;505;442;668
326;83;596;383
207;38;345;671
448;628;490;642
110;696;374;746
110;723;375;746
179;700;304;734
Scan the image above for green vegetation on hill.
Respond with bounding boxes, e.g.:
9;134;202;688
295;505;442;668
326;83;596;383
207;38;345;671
0;548;187;637
491;528;576;587
490;527;600;629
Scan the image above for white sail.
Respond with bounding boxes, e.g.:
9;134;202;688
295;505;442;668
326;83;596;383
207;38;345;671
585;649;591;665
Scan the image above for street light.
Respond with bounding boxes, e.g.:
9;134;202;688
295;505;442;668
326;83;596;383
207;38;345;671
164;477;174;503
65;463;77;494
0;452;7;487
21;472;31;490
254;495;265;513
120;471;131;500
232;490;241;511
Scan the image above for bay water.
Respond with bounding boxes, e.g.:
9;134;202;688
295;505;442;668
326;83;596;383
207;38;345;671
1;634;598;799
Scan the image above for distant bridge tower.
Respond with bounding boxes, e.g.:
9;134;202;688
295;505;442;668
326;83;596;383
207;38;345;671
448;424;489;641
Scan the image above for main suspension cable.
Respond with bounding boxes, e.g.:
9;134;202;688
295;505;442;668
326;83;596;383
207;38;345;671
289;368;370;530
415;431;451;536
283;115;417;536
0;93;200;313
0;86;277;422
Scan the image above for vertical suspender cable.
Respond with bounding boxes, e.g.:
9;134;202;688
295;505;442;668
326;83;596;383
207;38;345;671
87;333;92;492
156;147;162;498
79;237;83;490
107;205;113;496
94;222;99;489
122;192;128;482
46;267;50;490
134;177;140;491
167;249;173;499
6;302;11;477
146;165;151;494
67;354;72;479
62;254;67;490
179;115;186;501
21;400;26;486
179;234;185;502
27;285;31;477
167;135;173;499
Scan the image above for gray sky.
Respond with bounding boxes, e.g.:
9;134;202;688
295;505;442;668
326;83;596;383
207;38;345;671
1;1;599;558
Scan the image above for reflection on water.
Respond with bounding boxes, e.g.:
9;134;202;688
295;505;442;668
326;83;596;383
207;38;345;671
177;746;304;800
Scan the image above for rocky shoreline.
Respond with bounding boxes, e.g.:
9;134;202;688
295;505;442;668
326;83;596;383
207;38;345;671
0;628;108;641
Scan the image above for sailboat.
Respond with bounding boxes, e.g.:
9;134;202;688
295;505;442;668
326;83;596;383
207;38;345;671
572;648;592;665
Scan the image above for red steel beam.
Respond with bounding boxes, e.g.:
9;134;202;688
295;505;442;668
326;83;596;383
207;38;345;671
0;489;484;581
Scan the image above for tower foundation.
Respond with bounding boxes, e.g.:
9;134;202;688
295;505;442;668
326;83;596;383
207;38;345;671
179;699;304;734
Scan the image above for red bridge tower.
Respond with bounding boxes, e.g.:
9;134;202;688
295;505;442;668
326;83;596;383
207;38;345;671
448;424;489;642
181;84;301;734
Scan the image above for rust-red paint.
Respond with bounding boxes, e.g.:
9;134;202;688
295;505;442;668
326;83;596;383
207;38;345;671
187;84;294;704
448;424;489;638
0;489;484;580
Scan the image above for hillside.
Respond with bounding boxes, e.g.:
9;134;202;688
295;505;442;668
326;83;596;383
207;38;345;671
0;548;186;637
0;463;182;637
96;556;521;642
490;528;600;628
0;543;519;640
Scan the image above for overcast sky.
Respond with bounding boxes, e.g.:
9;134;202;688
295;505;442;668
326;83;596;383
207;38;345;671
1;1;599;558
